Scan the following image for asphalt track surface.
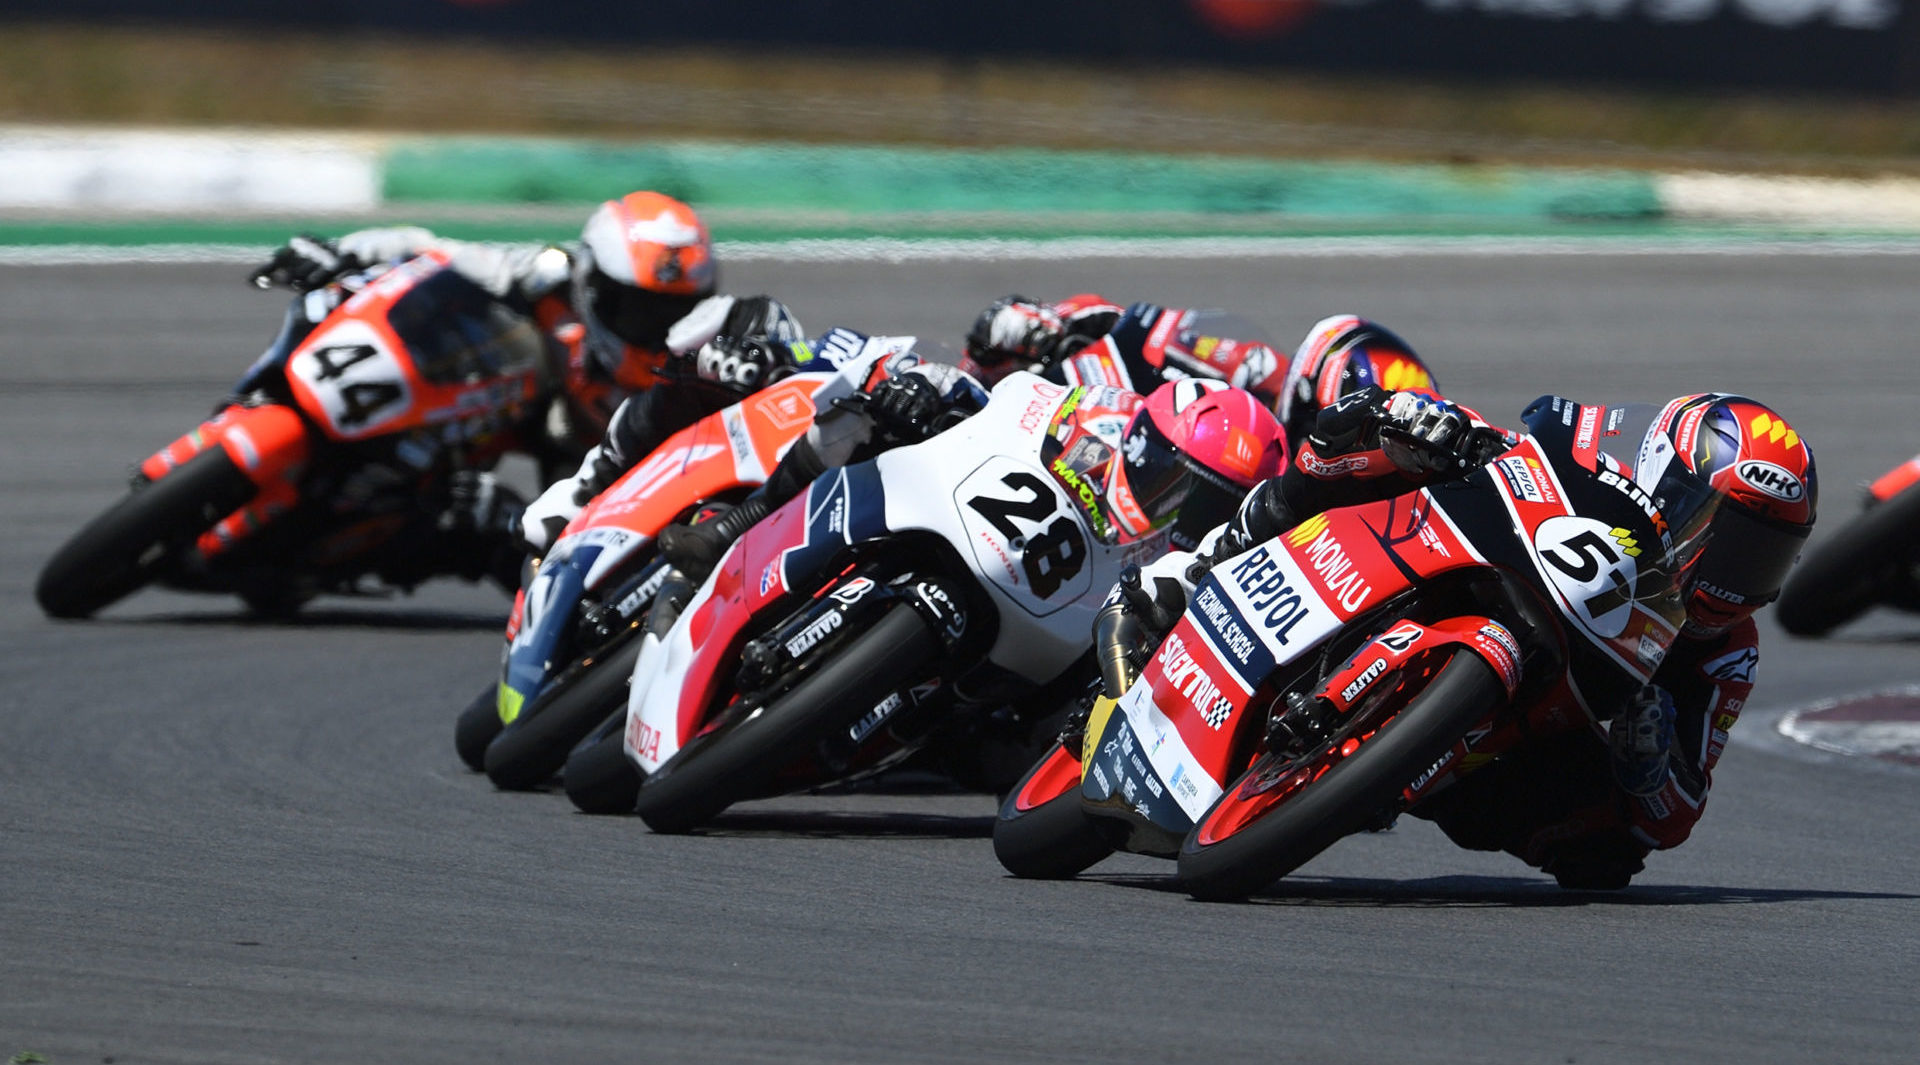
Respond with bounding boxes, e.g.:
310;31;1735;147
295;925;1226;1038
4;256;1919;1064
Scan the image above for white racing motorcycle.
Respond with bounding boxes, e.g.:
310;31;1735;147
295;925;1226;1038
562;369;1262;830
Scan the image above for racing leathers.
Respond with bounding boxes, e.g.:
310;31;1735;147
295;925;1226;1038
252;227;803;584
1120;384;1757;889
964;295;1289;408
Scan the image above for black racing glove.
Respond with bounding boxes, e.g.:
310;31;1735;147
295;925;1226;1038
250;234;356;292
867;373;944;442
694;335;783;391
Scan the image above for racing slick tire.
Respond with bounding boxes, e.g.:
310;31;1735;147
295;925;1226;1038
455;686;504;772
1177;649;1504;902
36;446;258;619
1776;484;1920;637
563;711;644;815
992;747;1114;879
485;630;646;791
633;603;939;834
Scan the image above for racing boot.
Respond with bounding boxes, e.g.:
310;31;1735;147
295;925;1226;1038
656;434;830;582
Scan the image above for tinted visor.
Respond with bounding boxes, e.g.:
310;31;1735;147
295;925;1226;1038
1124;412;1196;529
1689;501;1811;608
586;268;705;350
1168;471;1244;551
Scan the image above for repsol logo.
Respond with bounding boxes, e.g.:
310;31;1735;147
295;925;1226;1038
784;610;843;658
1738;461;1804;502
1225;546;1314;644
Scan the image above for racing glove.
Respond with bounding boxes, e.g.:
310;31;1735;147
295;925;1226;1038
866;372;945;442
250;234;353;292
965;296;1064;370
1610;684;1678;797
719;294;806;345
694;335;784;391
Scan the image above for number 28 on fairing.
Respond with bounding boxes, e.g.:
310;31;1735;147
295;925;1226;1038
954;457;1092;614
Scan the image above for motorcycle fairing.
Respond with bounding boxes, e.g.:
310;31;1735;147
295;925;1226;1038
138;403;312;561
1869;454;1920;503
283;253;546;443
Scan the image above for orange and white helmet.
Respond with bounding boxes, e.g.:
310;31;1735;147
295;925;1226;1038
573;191;717;380
1279;314;1439;446
1636;393;1818;633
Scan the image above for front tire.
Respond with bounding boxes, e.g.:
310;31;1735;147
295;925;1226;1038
563;712;644;815
454;686;503;772
633;603;940;834
992;745;1114;879
36;446;258;619
484;630;646;791
1177;650;1504;902
1776;485;1920;636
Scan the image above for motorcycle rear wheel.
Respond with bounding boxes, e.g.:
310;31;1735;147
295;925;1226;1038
633;603;939;834
1776;484;1920;636
1177;649;1503;902
992;745;1113;879
36;446;258;619
485;629;646;791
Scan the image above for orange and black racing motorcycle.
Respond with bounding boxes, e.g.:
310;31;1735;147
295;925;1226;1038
36;252;561;619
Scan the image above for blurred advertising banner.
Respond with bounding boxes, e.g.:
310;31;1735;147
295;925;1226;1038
3;0;1913;93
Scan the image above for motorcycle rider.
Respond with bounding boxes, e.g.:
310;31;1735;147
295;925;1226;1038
966;300;1443;458
652;342;1289;584
253;190;805;582
1111;386;1817;889
962;294;1290;408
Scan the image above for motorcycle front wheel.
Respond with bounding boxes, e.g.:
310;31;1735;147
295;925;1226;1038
454;685;504;772
563;709;644;814
1776;484;1920;637
1177;649;1503;902
36;446;258;619
992;744;1114;879
633;602;940;834
485;629;646;791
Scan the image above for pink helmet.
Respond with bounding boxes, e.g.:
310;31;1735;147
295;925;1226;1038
1107;379;1286;549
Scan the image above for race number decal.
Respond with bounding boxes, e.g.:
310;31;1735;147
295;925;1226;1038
289;323;413;437
1531;515;1639;639
956;458;1091;614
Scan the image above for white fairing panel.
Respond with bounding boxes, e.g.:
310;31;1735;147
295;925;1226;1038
875;372;1162;683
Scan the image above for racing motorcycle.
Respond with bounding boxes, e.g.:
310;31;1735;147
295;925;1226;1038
36;252;557;619
1776;453;1920;636
994;397;1710;900
561;372;1191;827
459;333;903;788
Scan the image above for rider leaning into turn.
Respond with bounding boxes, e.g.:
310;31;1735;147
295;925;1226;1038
253;190;805;577
1115;384;1817;889
644;338;1291;585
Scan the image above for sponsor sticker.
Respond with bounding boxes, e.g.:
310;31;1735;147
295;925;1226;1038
1703;645;1759;685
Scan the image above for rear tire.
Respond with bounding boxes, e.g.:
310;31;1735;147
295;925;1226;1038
454;686;503;772
992;747;1113;879
1776;485;1920;636
634;603;939;834
563;713;643;815
484;631;645;791
1177;650;1503;902
36;446;258;619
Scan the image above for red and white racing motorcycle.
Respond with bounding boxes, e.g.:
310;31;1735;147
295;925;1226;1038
995;397;1721;899
562;373;1215;826
460;333;906;787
